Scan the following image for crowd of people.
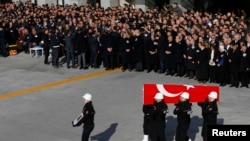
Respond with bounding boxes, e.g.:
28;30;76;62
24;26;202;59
0;1;250;88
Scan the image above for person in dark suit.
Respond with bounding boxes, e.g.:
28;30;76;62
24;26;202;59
228;42;241;88
100;27;115;70
239;41;250;88
174;92;192;141
110;27;121;68
164;34;175;76
145;33;158;73
88;30;99;69
119;31;133;72
216;44;229;86
132;29;145;72
157;29;167;74
75;28;88;70
41;28;50;64
198;91;219;141
0;24;7;57
64;30;76;69
196;41;209;83
149;93;168;141
173;35;186;77
49;28;61;68
184;37;197;79
72;93;95;141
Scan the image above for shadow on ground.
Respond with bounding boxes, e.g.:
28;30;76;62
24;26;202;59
91;123;118;141
165;115;224;141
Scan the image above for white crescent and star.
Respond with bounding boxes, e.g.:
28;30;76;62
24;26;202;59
156;84;195;97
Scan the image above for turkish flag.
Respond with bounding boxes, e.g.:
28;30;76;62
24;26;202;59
143;84;220;104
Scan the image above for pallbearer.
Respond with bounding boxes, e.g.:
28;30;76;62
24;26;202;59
173;92;192;141
198;91;219;141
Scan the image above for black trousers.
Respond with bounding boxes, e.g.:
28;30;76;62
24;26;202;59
52;47;60;67
105;55;114;69
175;123;190;141
82;124;94;141
151;124;165;141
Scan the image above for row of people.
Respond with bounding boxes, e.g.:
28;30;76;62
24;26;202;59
0;1;250;88
142;91;218;141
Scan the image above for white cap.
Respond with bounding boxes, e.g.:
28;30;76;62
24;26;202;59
208;91;217;99
82;93;92;101
154;93;164;100
180;92;190;99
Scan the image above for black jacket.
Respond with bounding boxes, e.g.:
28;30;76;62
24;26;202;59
81;101;95;126
198;99;218;124
173;100;192;124
149;100;168;125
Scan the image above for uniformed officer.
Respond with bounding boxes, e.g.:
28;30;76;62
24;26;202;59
149;93;168;141
198;91;219;141
173;92;192;141
73;93;95;141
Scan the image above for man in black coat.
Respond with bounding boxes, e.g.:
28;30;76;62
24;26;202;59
49;28;61;68
239;41;250;88
228;42;241;88
75;28;88;70
0;25;7;57
198;91;219;141
149;93;168;141
41;28;50;64
173;92;192;141
100;27;115;70
157;30;167;74
132;29;145;72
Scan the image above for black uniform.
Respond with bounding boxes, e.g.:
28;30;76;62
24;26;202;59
149;100;168;141
74;101;95;141
42;32;50;64
174;100;192;141
198;99;218;141
142;105;154;139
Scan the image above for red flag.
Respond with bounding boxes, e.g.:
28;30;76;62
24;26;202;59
143;83;220;104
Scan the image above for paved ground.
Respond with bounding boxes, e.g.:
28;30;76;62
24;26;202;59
0;53;250;141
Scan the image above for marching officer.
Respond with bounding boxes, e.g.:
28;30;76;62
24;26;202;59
72;93;95;141
173;92;192;141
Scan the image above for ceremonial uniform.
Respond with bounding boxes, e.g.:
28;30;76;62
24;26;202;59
73;93;95;141
198;92;218;141
174;92;192;141
149;93;168;141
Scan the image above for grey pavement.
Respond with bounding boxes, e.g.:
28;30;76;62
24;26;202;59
0;53;250;141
